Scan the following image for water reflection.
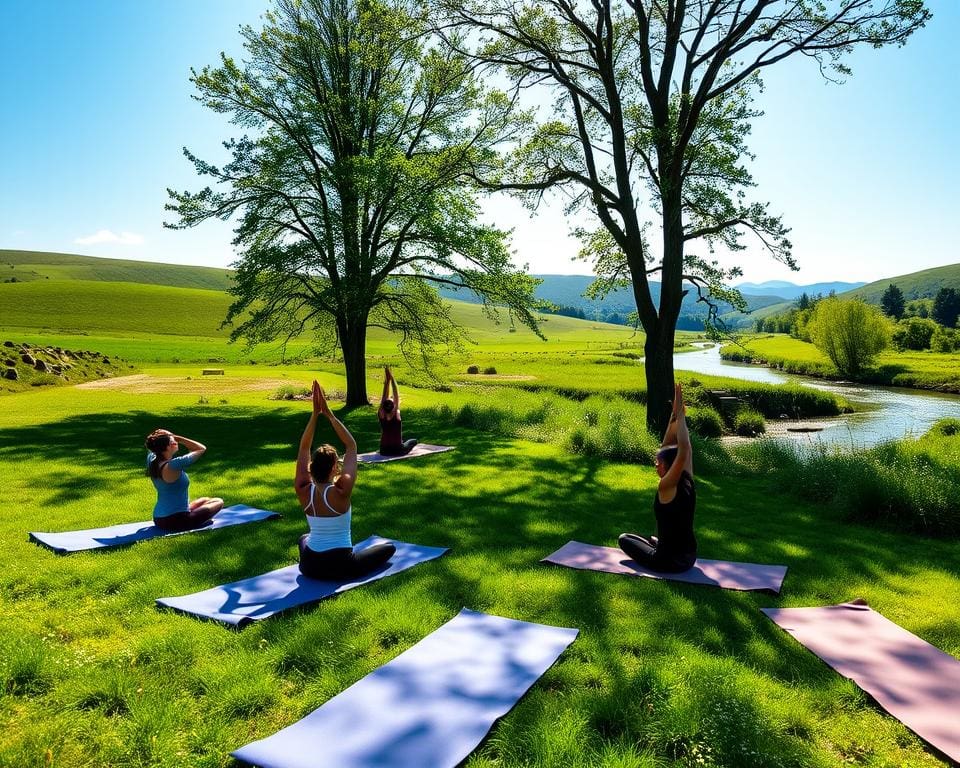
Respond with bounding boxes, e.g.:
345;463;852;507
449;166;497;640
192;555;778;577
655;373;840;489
672;344;960;448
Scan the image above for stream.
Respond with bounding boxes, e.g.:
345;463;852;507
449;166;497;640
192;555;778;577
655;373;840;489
671;344;960;448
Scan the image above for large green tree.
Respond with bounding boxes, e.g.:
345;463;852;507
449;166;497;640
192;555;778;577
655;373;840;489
441;0;929;433
809;296;888;376
167;0;541;405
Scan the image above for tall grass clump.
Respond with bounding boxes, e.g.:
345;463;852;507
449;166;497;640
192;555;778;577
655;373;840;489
565;395;660;462
727;421;960;536
732;408;766;437
734;382;848;418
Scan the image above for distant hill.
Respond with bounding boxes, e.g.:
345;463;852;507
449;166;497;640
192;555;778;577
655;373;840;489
847;263;960;304
0;249;235;292
736;280;865;299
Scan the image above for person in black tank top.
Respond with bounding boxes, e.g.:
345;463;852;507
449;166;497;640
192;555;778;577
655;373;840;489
619;382;697;573
378;366;418;456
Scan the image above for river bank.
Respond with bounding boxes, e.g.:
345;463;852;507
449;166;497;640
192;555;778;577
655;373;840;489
720;334;960;393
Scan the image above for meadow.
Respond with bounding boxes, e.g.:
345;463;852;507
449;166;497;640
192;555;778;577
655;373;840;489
1;259;958;767
2;341;959;766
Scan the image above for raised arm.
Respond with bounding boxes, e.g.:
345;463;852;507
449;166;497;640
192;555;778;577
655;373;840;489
320;386;357;499
173;434;207;458
380;366;391;406
389;371;399;411
295;381;323;498
660;383;694;492
660;387;682;447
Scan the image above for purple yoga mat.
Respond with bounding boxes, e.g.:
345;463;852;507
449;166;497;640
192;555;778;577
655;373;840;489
28;504;280;554
157;536;448;627
232;608;578;768
763;601;960;763
357;443;454;464
542;540;787;593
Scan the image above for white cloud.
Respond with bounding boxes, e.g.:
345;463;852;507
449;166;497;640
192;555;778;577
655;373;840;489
74;229;144;246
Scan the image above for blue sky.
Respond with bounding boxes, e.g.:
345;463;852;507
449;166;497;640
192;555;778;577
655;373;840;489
1;1;957;284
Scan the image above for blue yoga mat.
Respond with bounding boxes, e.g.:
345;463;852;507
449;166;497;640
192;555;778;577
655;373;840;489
232;608;579;768
29;504;280;554
157;536;448;627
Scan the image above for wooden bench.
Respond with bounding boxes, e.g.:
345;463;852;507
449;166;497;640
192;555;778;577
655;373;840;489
202;369;225;376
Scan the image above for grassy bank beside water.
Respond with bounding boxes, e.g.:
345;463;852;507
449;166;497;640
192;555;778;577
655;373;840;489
722;335;960;392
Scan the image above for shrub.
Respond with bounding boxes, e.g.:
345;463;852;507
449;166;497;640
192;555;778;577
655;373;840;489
930;326;959;354
808;297;889;376
466;365;480;374
929;418;960;437
685;407;723;438
892;317;938;351
732;408;766;437
272;384;309;400
483;366;497;375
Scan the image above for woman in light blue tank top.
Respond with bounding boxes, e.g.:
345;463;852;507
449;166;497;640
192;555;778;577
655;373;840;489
294;381;395;579
145;429;224;531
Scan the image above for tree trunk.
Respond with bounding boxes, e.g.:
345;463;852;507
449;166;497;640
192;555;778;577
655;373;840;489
644;321;676;437
645;179;685;436
340;317;369;407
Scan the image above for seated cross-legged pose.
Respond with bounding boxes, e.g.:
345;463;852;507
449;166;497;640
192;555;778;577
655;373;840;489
145;429;224;531
618;382;697;573
378;366;418;457
296;381;395;579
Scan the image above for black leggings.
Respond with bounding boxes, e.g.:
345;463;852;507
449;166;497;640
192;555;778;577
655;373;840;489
379;439;418;457
153;509;217;532
618;533;695;574
298;536;396;580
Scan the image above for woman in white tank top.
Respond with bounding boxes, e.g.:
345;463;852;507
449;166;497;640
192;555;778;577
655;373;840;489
294;381;395;580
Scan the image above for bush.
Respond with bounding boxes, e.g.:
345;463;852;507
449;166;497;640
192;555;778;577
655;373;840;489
686;407;723;438
483;366;497;375
732;408;766;437
466;365;480;374
808;297;889;376
892;317;938;351
929;418;960;437
930;326;959;354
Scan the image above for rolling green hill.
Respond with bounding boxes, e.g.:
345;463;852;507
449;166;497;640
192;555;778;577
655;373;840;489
0;277;638;352
849;262;960;304
0;249;235;292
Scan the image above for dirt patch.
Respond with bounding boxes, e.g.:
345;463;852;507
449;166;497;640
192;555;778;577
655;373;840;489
76;374;295;395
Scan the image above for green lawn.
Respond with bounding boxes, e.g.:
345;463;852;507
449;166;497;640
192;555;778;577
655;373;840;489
1;354;958;767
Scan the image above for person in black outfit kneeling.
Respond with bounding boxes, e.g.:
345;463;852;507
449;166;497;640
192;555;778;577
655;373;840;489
619;382;697;573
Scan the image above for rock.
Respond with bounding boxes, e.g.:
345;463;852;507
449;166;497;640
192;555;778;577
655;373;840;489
34;359;49;372
2;341;13;348
3;368;17;381
4;359;14;367
20;353;35;365
51;365;62;374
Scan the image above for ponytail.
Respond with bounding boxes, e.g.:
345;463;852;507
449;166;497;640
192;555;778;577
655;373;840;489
145;430;173;478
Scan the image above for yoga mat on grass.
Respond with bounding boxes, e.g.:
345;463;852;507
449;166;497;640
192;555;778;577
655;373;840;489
232;608;578;768
763;601;960;763
157;536;447;627
357;443;454;464
28;504;280;554
543;540;787;593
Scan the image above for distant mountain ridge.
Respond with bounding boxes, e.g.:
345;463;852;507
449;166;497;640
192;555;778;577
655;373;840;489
736;280;866;299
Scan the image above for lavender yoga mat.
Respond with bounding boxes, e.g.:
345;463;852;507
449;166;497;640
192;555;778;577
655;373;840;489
157;536;448;627
28;504;280;554
232;608;578;768
357;443;454;464
763;601;960;763
543;540;787;593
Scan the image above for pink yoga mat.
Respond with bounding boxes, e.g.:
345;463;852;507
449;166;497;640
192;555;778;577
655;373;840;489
763;601;960;763
542;540;787;593
358;444;454;464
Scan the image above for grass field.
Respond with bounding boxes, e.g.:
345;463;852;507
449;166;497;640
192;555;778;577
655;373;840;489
1;254;958;766
1;352;958;767
723;334;960;393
